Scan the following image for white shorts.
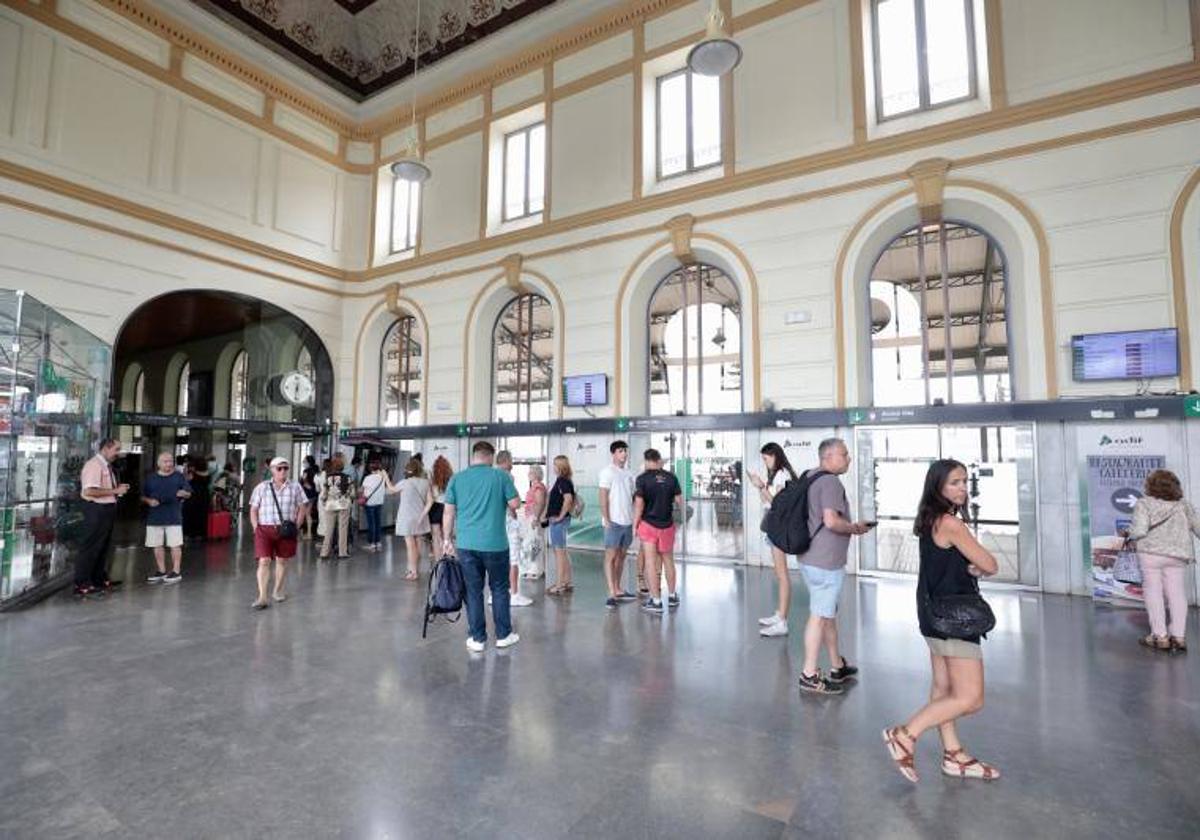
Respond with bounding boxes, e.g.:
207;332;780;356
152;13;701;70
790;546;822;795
146;524;183;548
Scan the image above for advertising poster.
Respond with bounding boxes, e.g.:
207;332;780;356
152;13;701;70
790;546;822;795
1077;425;1170;606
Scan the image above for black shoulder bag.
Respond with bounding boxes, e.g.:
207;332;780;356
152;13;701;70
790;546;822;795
922;572;995;640
269;483;299;540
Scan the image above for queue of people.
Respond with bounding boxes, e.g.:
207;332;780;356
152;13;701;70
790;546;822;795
76;433;1200;789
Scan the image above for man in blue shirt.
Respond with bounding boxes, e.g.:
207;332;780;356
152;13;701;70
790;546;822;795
141;451;192;583
443;440;521;652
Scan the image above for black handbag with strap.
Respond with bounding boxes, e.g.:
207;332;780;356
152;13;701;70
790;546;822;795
268;483;299;540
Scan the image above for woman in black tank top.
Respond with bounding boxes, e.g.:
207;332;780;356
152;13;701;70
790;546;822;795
882;459;1001;784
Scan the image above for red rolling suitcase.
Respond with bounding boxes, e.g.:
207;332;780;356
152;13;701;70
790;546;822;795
207;511;232;540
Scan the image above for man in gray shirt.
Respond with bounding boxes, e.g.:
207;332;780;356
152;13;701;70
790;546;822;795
797;438;874;695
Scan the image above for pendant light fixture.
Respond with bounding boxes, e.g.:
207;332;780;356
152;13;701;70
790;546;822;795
687;0;742;77
391;0;431;183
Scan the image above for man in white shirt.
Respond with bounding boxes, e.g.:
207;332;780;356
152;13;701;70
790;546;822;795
598;440;638;609
494;450;533;607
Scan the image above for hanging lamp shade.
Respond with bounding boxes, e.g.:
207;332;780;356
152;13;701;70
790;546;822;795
391;157;431;183
687;2;742;76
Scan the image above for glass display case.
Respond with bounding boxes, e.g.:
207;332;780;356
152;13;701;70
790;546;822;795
0;291;110;607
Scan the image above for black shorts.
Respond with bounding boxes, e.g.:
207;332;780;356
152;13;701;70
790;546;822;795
428;501;444;526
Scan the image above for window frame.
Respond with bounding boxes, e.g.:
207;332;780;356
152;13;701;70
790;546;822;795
655;67;723;183
379;315;422;427
229;349;248;420
388;177;421;255
491;293;554;422
870;0;978;123
501;122;546;223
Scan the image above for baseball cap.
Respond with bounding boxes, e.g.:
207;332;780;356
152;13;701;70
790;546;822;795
269;456;290;469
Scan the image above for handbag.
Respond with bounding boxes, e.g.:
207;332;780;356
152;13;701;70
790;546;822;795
922;579;995;640
1116;508;1177;583
269;482;299;540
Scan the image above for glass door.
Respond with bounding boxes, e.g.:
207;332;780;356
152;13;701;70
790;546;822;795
681;430;744;561
855;423;1038;586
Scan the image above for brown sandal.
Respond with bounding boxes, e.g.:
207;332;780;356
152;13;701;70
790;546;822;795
546;584;565;596
942;748;1000;780
1140;634;1171;651
882;726;919;783
1170;637;1187;653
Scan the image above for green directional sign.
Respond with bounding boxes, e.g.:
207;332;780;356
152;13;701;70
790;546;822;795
456;424;468;437
1185;395;1200;418
615;417;630;432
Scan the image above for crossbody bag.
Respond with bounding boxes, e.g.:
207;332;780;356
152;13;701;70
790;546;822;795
268;483;299;540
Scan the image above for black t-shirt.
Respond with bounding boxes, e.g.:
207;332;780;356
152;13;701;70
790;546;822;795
635;469;681;528
547;477;576;517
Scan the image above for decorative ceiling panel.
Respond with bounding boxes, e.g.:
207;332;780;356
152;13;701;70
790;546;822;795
191;0;560;101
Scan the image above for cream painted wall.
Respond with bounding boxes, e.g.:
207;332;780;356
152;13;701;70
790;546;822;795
420;133;484;253
0;5;368;270
550;76;634;218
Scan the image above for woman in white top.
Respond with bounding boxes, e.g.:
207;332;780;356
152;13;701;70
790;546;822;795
359;460;389;552
385;456;433;580
428;456;453;561
748;442;799;638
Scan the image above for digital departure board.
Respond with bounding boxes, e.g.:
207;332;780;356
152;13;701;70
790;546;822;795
1071;329;1179;381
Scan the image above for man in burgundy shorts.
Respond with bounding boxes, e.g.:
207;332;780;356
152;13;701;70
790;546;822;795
248;456;309;610
634;448;683;615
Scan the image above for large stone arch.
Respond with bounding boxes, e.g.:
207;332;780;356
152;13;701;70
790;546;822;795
836;181;1053;406
353;291;431;425
614;234;761;416
1170;166;1200;391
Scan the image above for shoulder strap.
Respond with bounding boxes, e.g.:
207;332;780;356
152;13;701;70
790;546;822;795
269;482;286;521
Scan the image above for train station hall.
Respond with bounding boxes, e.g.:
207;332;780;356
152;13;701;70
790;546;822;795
1;0;1199;837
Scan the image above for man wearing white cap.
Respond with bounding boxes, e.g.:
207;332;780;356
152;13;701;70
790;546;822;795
248;456;309;610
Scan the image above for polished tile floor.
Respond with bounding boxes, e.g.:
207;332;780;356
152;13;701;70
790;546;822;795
1;531;1197;839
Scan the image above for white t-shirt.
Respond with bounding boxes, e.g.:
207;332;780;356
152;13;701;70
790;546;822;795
598;463;636;526
766;469;790;508
360;473;387;507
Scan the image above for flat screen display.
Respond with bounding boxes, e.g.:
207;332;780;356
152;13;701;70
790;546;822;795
1070;328;1179;381
563;374;608;407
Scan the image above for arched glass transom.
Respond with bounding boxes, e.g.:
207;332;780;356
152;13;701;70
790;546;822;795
381;316;422;426
648;264;742;416
869;220;1010;406
493;293;554;422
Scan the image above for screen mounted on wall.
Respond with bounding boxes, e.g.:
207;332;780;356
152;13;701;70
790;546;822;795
1070;328;1180;381
563;374;608;407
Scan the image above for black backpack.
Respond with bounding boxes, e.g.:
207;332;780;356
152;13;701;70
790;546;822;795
422;554;466;638
762;470;829;555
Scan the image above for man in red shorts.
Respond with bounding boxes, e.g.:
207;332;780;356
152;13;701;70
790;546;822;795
633;448;683;615
248;456;309;610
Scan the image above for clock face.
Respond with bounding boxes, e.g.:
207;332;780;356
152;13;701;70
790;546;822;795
280;371;314;405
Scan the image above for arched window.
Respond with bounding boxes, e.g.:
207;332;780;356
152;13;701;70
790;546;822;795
869;221;1009;406
133;370;145;413
229;350;248;419
381;316;423;426
648;264;741;415
493;293;553;422
177;360;190;416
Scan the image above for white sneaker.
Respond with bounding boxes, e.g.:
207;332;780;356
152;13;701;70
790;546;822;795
511;593;534;607
758;613;782;626
760;617;789;637
496;633;520;649
465;637;485;653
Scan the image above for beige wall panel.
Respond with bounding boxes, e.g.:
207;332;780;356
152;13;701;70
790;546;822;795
551;76;634;218
733;0;776;12
273;102;339;154
645;1;705;52
1022;167;1192;229
57;0;170;67
1053;257;1171;308
339;174;372;270
176;106;258;220
554;31;633;87
180;55;266;116
421;133;483;252
380;125;417;159
57;49;158;187
493;70;544;112
273;150;337;246
346;140;375;165
763;360;836;407
0;17;19;137
426;95;484;139
1048;213;1168;269
735;3;852;170
1002;0;1193;105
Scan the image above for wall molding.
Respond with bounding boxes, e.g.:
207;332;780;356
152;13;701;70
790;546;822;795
1169;166;1200;391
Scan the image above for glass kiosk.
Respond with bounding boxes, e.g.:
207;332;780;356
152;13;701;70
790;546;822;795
0;291;109;608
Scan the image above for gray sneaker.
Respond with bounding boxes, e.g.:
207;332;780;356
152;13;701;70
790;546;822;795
163;572;182;585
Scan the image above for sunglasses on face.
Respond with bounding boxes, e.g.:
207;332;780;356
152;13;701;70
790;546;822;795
274;466;290;472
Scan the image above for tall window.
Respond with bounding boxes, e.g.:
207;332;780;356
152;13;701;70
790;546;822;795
871;0;976;120
656;68;721;179
648;264;741;415
381;316;423;426
503;123;546;222
230;350;248;420
133;370;145;440
493;293;553;422
177;361;190;416
390;178;420;253
869;221;1009;406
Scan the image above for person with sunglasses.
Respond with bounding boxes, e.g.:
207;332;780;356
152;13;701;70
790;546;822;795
248;456;309;610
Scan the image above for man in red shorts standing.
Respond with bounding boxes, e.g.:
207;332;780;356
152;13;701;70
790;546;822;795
248;456;309;610
634;448;683;615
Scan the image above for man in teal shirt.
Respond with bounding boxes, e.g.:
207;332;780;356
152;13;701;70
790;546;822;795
442;440;521;652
